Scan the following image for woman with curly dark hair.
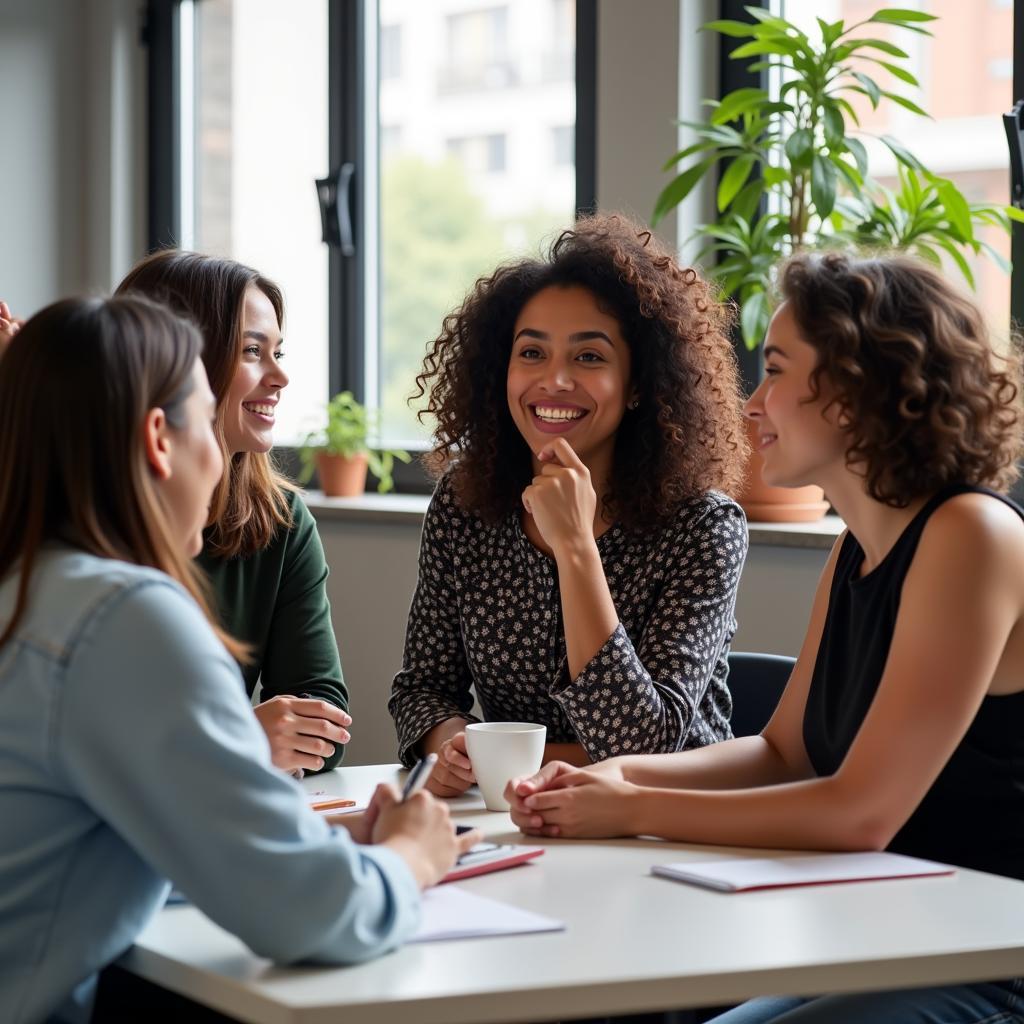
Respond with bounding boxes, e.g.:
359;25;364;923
507;250;1024;1024
388;214;750;796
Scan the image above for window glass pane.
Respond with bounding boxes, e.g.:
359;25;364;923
779;1;1012;330
377;0;577;444
191;0;329;445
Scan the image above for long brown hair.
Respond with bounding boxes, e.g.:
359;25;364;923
0;296;246;659
413;213;748;530
116;250;294;558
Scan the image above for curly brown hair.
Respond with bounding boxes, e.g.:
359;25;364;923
413;214;748;530
780;250;1024;504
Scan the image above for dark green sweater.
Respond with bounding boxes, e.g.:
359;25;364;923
197;490;349;772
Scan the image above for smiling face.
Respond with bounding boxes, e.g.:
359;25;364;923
506;284;633;474
221;286;288;455
158;359;225;557
744;301;848;489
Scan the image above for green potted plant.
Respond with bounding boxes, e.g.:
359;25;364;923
298;391;411;497
653;5;1021;520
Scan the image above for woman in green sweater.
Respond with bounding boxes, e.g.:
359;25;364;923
117;252;350;774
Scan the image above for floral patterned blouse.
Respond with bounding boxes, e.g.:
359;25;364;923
389;476;748;767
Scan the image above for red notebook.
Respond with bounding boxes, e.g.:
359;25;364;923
442;842;544;883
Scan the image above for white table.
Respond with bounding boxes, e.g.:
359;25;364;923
119;764;1024;1024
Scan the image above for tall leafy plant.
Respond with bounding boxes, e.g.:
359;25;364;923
653;6;1022;349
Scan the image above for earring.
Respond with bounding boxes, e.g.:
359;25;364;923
628;398;639;410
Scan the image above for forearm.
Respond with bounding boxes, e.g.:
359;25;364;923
626;774;885;851
616;736;802;791
545;742;591;767
554;539;619;680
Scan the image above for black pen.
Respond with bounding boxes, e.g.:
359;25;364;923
401;753;438;802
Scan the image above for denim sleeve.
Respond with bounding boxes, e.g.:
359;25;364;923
55;579;420;966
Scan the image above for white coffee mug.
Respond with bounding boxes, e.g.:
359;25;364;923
464;722;547;812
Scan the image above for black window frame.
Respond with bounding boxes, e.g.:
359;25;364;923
144;0;597;493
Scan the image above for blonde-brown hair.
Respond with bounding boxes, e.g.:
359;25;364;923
116;250;294;558
0;296;246;660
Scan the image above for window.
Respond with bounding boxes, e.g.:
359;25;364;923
778;0;1013;332
552;125;574;166
377;0;579;442
148;0;591;459
380;23;402;80
182;0;329;444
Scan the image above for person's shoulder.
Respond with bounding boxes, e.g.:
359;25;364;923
12;548;194;651
673;491;748;536
924;490;1024;560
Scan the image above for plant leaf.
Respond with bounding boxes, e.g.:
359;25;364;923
881;90;930;118
844;137;869;176
875;60;920;86
845;37;910;59
811;154;837;217
785;128;813;166
730;38;802;60
851;72;881;108
701;18;758;38
867;9;937;24
718;154;757;211
932;236;976;289
740;289;768;351
711;87;770;125
933;177;975;243
652;158;717;225
879;134;926;171
823;103;844;143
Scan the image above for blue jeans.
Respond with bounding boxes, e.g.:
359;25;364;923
706;979;1024;1024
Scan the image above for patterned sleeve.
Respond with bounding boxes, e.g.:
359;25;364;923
550;498;748;759
388;481;480;767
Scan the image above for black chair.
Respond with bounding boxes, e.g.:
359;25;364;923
726;651;795;737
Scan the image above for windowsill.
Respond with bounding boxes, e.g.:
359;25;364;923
304;490;845;549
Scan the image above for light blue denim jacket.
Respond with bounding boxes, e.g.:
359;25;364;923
0;548;420;1024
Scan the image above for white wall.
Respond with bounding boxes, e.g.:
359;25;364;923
0;0;146;315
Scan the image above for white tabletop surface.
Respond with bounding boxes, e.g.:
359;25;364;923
120;764;1024;1024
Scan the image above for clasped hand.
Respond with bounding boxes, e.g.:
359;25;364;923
521;439;597;553
503;760;636;839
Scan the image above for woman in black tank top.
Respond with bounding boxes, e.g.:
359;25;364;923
504;251;1024;1024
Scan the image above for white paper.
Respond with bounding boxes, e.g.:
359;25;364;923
652;852;955;892
410;885;565;943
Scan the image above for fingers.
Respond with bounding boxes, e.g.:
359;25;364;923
426;776;469;798
512;760;572;796
0;301;9;320
294;698;352;729
455;828;483;855
537;438;584;470
372;782;401;813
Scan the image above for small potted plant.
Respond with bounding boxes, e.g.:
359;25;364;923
298;391;411;497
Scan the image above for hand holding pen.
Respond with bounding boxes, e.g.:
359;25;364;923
369;755;481;889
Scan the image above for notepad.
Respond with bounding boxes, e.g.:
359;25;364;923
410;885;565;943
651;852;956;892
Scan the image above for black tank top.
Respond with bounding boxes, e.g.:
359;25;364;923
803;483;1024;880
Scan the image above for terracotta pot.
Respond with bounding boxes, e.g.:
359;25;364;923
737;420;829;523
316;451;369;497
